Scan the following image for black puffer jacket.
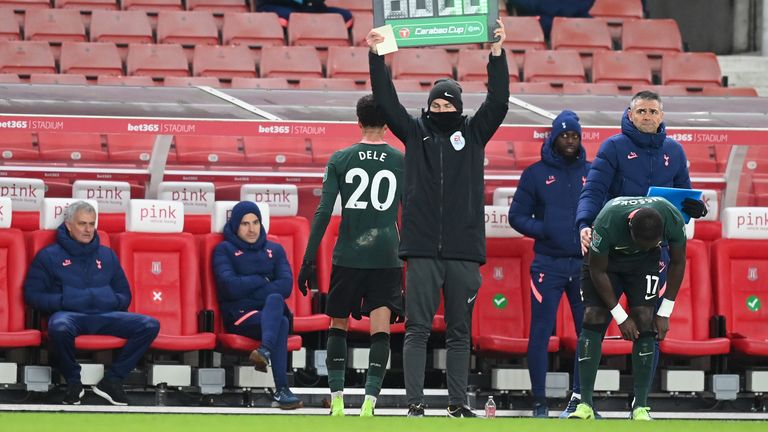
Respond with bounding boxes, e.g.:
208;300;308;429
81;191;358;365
369;50;510;264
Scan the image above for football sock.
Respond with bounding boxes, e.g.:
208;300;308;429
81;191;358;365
326;328;347;393
577;326;604;407
365;332;390;397
632;332;655;408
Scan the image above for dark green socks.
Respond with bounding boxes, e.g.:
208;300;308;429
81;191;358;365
326;327;347;393
632;333;655;408
577;326;604;407
365;332;390;397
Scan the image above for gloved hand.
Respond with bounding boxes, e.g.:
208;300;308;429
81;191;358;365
297;260;316;296
682;198;708;219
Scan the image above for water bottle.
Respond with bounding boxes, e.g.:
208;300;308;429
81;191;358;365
485;395;496;419
156;382;168;406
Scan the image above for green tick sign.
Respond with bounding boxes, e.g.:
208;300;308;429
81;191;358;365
746;295;761;312
492;294;507;309
374;0;500;48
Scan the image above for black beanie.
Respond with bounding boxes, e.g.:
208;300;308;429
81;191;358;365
428;79;463;114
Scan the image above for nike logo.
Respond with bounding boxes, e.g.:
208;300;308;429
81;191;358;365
545;179;555;185
645;294;656;300
614;246;630;250
423;136;429;141
578;356;591;362
638;351;654;356
467;293;478;304
627;152;639;159
62;259;72;267
444;91;453;98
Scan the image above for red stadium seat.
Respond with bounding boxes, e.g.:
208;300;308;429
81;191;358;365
661;52;722;89
509;82;564;95
156;11;219;47
96;74;157;86
713;238;768;357
484;140;516;170
221;12;284;65
458;80;488;93
60;41;123;77
523;50;585;84
591;50;652;90
590;0;644;40
391;48;453;84
37;132;107;162
230;76;289;89
107;133;176;163
683;144;718;173
0;8;19;42
472;238;557;355
55;0;118;11
259;46;323;81
392;79;424;93
0;73;20;82
563;82;620;95
350;11;371;47
192;44;256;79
310;137;347;165
500;16;546;54
270;216;330;333
24;9;86;45
630;84;688;96
243;136;312;167
29;73;88;84
457;48;519;83
287;13;350;48
298;77;357;91
114;231;216;351
660;239;730;356
326;46;369;81
197;233;302;354
700;86;758;97
0;41;56;75
550;17;612;72
186;0;247;13
122;0;183;13
163;75;221;87
0;228;41;349
0;131;38;160
174;135;243;165
127;43;189;78
622;19;682;72
512;141;542;170
90;10;153;47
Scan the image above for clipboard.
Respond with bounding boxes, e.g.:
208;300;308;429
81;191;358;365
646;186;703;223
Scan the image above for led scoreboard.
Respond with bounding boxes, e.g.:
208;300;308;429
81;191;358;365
373;0;500;47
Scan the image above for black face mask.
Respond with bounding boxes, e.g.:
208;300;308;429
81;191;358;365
428;111;463;133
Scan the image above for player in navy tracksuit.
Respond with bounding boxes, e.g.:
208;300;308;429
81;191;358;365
212;201;302;409
508;110;590;418
575;91;707;406
24;201;160;406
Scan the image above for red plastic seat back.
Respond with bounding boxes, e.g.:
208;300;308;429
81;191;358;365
114;232;201;337
269;216;310;318
666;239;712;341
0;228;28;332
471;238;534;346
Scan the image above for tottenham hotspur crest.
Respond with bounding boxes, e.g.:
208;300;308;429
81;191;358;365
450;131;465;151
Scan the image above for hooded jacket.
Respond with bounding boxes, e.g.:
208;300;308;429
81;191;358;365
24;224;131;314
508;111;590;262
369;50;510;264
212;202;292;325
576;111;691;231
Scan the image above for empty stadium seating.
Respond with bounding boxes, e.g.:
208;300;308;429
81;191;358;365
287;13;350;49
350;10;371;47
500;15;546;69
192;44;256;79
0;8;19;41
163;75;221;87
127;43;190;78
562;82;621;95
174;135;243;165
591;50;652;90
37;132;107;162
457;48;520;83
511;141;542;170
29;73;88;84
713;238;768;357
0;131;38;160
186;0;248;13
550;17;613;72
221;12;284;64
622;18;683;73
96;74;157;85
509;82;563;95
107;133;170;163
590;0;644;40
523;50;585;84
259;46;323;81
243;136;312;167
297;77;358;91
326;46;369;81
24;9;86;45
156;11;219;47
0;41;56;76
661;52;723;89
0;228;41;349
484;140;516;170
90;10;153;51
60;41;123;77
630;84;688;96
0;72;20;82
122;0;184;14
390;48;453;85
472;238;556;355
230;76;289;89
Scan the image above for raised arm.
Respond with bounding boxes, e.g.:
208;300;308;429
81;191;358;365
468;19;510;144
367;29;416;143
